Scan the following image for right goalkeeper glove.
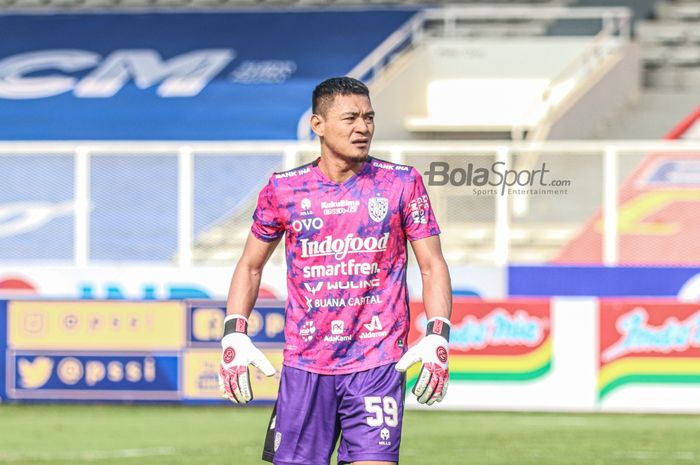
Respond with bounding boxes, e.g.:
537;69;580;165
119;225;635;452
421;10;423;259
218;315;276;404
395;317;450;405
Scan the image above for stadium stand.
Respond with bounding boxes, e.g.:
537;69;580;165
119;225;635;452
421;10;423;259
0;0;575;8
0;1;698;266
635;0;700;90
555;107;700;264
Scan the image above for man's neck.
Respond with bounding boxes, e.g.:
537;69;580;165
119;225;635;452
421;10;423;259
317;154;366;184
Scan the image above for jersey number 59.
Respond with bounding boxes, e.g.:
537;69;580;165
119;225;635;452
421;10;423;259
364;396;398;427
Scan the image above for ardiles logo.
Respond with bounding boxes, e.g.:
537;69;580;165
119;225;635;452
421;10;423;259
361;316;388;340
300;233;389;260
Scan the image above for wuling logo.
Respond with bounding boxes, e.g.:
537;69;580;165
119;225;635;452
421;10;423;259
303;282;323;295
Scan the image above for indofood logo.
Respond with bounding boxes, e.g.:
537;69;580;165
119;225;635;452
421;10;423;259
449;309;548;350
601;308;700;362
300;233;389;260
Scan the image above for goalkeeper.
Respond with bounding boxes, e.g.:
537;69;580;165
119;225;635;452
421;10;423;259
219;77;452;465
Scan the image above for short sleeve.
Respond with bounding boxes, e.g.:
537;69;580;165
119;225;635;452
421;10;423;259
402;168;441;241
251;177;284;242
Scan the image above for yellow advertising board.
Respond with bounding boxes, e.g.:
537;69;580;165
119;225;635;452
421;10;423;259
183;348;283;400
8;301;186;350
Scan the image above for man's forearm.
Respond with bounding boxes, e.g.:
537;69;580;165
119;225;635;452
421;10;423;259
421;260;452;321
226;263;264;319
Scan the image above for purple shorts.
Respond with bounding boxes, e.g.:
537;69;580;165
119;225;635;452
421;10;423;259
262;363;405;465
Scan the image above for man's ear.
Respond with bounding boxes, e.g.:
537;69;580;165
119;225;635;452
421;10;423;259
310;113;324;138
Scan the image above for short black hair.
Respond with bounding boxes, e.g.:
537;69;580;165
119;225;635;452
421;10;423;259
312;77;370;117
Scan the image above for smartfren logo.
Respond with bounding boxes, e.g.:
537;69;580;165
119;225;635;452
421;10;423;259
0;49;235;99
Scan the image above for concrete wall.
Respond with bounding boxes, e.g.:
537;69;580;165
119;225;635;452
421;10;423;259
546;43;642;140
371;37;640;141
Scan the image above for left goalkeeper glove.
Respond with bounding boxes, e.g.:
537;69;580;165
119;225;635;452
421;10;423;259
395;317;450;405
218;315;276;404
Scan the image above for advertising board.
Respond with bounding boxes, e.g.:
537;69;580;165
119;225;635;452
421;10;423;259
598;300;700;412
409;299;552;384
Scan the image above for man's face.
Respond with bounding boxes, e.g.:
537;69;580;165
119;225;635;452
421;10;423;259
314;93;375;163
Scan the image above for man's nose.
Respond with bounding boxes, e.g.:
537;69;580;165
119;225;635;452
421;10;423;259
356;118;370;134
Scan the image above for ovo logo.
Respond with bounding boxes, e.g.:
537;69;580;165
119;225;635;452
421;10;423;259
292;217;324;232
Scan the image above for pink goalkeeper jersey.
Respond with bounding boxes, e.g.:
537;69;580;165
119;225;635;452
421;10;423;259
251;157;440;374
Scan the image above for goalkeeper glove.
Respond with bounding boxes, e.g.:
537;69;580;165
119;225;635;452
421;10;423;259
219;315;276;404
395;316;450;405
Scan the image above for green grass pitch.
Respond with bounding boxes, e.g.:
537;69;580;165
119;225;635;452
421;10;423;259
0;404;698;465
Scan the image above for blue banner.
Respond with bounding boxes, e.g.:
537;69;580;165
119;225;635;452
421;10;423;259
509;266;700;298
1;299;287;402
7;351;180;400
0;10;418;140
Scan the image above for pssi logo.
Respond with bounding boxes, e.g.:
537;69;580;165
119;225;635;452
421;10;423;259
0;49;235;99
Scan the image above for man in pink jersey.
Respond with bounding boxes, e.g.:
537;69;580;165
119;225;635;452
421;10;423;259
219;77;452;465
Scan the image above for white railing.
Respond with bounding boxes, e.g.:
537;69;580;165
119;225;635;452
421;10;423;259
2;139;699;267
422;5;631;40
518;25;630;142
295;5;634;139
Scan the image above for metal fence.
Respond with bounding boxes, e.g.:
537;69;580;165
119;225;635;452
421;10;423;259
1;140;699;267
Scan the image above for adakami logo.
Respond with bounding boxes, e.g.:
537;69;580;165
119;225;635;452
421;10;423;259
300;233;389;260
325;319;352;343
331;320;344;335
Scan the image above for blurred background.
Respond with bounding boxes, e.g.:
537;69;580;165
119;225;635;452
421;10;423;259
0;1;698;464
